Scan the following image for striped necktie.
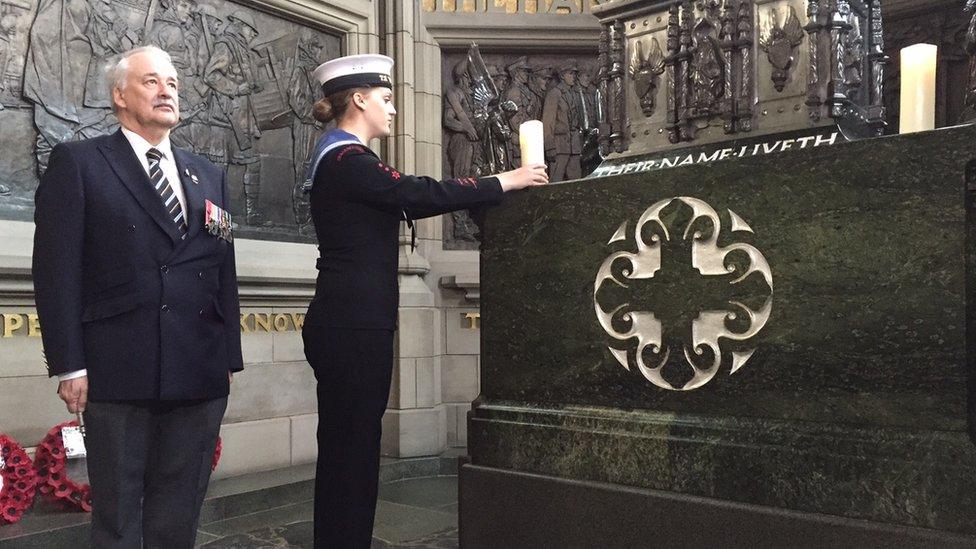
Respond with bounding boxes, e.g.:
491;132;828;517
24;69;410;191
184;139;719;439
146;148;187;234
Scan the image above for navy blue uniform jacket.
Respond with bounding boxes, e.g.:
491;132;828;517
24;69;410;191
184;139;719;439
306;142;503;329
32;129;244;401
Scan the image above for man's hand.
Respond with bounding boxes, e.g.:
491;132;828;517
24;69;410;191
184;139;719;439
58;376;89;414
229;371;234;385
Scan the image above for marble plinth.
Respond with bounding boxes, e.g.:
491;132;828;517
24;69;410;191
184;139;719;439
462;124;976;546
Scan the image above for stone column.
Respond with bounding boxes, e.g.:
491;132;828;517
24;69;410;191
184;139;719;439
380;0;449;457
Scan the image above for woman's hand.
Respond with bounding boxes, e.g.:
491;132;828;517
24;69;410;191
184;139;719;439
495;164;549;192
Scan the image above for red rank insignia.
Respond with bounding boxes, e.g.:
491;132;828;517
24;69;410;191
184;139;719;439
376;162;401;180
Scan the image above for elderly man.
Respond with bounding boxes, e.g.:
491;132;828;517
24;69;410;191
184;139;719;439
32;45;242;548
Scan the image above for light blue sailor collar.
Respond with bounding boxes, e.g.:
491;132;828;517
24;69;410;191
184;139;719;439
301;128;363;194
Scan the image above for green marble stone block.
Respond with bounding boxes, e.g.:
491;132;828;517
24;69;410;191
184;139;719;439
472;125;976;536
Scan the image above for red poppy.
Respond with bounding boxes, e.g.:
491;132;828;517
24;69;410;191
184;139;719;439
33;421;91;513
0;434;37;524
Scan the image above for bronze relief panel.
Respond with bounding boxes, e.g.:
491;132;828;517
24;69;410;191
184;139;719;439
441;49;598;250
0;0;340;242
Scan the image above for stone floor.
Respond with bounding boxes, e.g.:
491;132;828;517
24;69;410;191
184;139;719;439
197;475;460;548
1;453;463;549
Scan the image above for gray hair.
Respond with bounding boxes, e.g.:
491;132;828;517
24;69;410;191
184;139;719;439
104;46;175;113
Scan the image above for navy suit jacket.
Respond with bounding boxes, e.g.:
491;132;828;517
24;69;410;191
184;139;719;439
32;129;244;401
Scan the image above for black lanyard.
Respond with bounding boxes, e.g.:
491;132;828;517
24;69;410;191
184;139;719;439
402;210;416;251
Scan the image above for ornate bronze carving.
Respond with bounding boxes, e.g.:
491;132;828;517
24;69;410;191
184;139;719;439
688;4;724;117
661;0;754;144
628;37;665;117
592;0;884;157
0;0;338;242
468;45;516;177
444;58;479;183
597;25;611;156
606;19;626;154
441;48;598;248
735;0;753;132
805;0;822;121
868;0;884;119
665;6;679;140
805;0;885;133
759;6;804;93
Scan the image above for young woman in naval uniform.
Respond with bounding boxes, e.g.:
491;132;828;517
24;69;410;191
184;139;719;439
302;53;548;548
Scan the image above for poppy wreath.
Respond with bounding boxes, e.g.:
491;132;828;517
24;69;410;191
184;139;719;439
33;421;91;512
0;434;37;524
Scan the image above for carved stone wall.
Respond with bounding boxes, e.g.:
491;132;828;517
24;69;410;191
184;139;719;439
881;0;971;131
440;50;598;249
0;0;340;242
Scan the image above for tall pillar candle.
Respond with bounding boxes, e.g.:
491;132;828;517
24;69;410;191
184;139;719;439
899;44;937;134
519;120;545;166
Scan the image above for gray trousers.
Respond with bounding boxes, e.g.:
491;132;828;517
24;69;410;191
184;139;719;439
83;397;227;549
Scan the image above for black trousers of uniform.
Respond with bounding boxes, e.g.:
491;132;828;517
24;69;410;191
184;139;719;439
303;326;396;549
83;397;227;549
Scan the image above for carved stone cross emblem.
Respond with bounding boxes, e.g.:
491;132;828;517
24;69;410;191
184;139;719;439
593;197;773;391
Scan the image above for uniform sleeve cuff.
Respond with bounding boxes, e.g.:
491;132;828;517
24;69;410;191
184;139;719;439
58;369;87;381
478;176;504;200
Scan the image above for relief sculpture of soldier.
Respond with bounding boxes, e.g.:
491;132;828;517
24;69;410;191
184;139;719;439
204;11;266;226
191;6;229;171
24;0;123;172
441;54;598;246
443;59;483;244
83;0;136;110
542;62;582;182
577;68;602;176
486;64;517;171
577;69;598;133
289;31;325;236
0;11;16;198
0;7;22;114
3;0;337;236
146;0;198;73
488;63;509;94
473;64;515;176
443;59;479;179
148;0;203;151
529;65;553;113
0;13;16;104
503;57;539;166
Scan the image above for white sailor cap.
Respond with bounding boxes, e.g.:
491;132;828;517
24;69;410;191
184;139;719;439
312;54;394;96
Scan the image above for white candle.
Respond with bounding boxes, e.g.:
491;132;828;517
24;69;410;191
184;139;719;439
899;43;937;134
519;120;545;166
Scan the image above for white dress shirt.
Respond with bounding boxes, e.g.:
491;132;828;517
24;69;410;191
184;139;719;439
121;127;187;218
58;128;186;383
